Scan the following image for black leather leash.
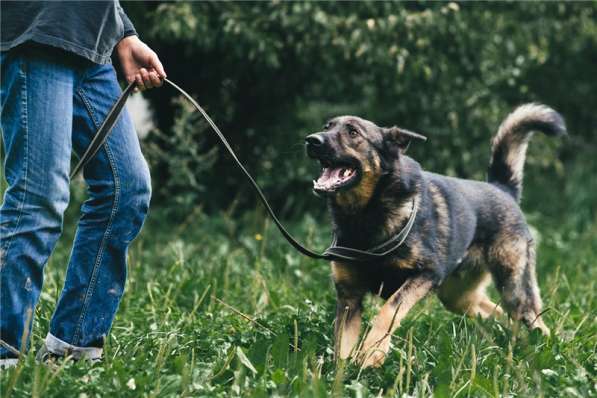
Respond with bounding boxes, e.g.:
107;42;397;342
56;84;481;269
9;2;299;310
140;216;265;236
70;79;418;263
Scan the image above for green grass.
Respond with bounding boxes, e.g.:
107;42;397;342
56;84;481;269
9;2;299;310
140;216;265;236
1;201;595;397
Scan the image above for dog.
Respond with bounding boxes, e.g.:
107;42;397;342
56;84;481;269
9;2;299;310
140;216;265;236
304;104;566;368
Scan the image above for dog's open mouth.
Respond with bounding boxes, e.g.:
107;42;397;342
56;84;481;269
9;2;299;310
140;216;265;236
313;160;359;193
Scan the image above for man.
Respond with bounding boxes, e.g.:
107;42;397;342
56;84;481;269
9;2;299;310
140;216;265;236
0;1;165;367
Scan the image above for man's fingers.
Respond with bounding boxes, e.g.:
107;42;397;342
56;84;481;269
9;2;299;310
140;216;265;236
140;68;153;89
149;70;163;87
134;69;163;91
135;73;146;91
150;53;167;79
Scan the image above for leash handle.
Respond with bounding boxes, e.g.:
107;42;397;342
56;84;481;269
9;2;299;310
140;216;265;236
72;79;418;263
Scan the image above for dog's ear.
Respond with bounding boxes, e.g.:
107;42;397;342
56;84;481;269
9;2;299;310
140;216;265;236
382;126;427;154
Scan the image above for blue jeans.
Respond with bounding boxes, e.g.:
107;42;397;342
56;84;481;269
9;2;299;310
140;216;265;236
0;45;151;360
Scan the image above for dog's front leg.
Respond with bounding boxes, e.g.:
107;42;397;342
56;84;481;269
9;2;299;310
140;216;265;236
332;262;366;360
334;289;364;360
357;273;435;368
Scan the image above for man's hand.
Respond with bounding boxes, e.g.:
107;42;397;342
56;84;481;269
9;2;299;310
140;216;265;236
116;35;166;91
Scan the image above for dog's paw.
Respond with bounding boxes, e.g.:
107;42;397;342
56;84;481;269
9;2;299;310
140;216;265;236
359;346;388;368
532;320;551;337
355;332;391;368
524;313;551;337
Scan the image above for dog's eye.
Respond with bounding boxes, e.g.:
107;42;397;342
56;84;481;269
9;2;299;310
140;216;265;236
347;126;359;137
323;122;332;130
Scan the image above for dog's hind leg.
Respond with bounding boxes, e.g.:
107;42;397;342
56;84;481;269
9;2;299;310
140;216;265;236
477;295;505;318
357;273;435;368
489;235;550;335
438;270;504;319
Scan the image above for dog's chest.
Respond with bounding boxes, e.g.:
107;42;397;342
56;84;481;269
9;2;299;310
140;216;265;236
370;264;419;299
331;260;419;299
384;253;419;270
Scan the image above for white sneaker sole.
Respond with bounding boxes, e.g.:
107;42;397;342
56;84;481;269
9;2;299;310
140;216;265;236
0;358;19;369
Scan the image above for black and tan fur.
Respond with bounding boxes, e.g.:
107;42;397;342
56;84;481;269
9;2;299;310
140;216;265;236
305;104;566;368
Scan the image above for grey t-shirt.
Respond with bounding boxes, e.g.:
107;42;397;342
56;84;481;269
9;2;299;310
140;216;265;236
0;1;136;64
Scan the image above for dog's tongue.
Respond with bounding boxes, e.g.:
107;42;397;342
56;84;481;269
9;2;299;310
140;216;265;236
314;167;355;191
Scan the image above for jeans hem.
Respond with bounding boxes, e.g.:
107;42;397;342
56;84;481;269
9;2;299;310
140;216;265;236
45;333;102;360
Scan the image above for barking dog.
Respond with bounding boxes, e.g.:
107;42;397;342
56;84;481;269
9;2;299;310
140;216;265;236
305;104;565;368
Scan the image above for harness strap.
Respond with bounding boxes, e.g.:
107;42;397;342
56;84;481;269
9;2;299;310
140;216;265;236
71;80;418;263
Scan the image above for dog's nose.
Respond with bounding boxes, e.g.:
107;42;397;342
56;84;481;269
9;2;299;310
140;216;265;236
305;133;325;148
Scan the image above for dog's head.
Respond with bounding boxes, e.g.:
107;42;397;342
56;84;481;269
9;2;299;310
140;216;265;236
305;116;426;209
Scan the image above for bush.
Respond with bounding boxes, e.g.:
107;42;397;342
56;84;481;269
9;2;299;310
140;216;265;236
125;2;596;228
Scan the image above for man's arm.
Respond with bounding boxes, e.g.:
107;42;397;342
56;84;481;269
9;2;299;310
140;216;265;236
117;2;137;38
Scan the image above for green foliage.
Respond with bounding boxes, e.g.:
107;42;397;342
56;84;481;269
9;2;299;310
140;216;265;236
2;207;595;397
144;98;219;214
128;1;596;224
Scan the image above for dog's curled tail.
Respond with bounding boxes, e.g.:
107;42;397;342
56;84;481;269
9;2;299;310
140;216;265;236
488;103;566;202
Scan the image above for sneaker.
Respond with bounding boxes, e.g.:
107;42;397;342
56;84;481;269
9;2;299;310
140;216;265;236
35;344;101;365
35;345;66;364
0;358;19;369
